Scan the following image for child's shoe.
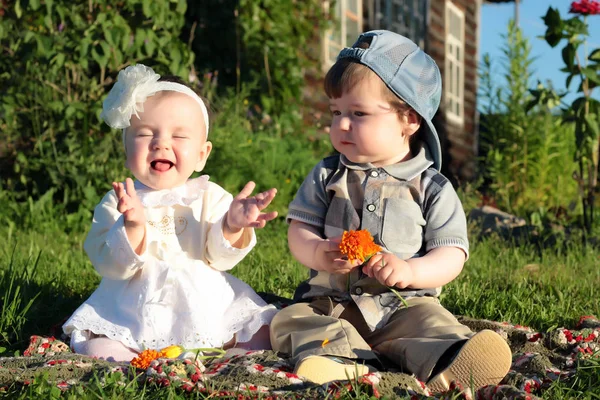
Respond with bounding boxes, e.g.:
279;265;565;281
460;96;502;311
426;329;512;393
294;355;371;384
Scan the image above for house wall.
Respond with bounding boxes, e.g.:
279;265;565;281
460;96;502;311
427;0;479;181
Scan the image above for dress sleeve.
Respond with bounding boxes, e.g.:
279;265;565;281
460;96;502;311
83;191;146;280
423;182;469;259
204;184;256;272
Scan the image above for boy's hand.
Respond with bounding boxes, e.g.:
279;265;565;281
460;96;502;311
226;181;278;232
363;253;415;289
315;236;360;274
113;178;145;228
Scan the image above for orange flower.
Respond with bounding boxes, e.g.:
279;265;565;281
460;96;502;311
131;349;161;370
339;230;382;263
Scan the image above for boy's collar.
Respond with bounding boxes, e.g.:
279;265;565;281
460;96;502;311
340;142;434;181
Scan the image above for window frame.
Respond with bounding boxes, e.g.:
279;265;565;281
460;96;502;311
322;0;364;70
444;1;465;125
368;0;426;48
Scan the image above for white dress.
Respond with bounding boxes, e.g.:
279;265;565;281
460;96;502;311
63;176;277;351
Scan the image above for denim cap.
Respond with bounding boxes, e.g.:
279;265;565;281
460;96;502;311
337;30;443;171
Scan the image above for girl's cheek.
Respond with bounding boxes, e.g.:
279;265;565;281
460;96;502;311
178;147;192;159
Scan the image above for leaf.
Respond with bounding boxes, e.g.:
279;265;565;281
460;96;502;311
142;0;152;17
134;29;146;50
15;0;22;18
542;8;564;47
144;30;156;57
29;0;40;10
590;49;600;62
169;46;181;73
176;0;187;14
545;32;562;48
543;8;561;28
562;43;576;70
581;67;600;85
65;105;76;119
103;23;115;46
91;44;109;68
52;52;65;69
585;114;599;140
44;14;53;32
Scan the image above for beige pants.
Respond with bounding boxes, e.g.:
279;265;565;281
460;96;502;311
270;296;473;381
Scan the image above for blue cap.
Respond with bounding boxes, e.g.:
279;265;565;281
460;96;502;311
337;30;443;171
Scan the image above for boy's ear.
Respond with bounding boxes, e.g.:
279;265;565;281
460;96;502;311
194;140;213;172
402;110;422;137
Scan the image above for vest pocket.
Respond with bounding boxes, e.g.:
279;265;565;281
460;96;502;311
380;198;425;255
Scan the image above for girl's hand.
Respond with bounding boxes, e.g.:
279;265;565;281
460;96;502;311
113;178;145;228
225;181;278;233
363;253;415;289
315;236;360;274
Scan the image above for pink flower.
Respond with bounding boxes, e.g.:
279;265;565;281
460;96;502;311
569;0;600;15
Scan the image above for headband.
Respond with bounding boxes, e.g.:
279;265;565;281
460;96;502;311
100;64;209;138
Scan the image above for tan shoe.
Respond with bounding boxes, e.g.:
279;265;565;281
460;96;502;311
294;355;371;384
427;329;512;393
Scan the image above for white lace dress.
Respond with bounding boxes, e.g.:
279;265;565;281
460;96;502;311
63;176;277;351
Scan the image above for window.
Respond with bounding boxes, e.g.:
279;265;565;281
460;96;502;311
445;1;465;123
322;0;363;68
365;0;426;48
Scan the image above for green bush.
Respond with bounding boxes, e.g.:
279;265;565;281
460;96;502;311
185;0;331;116
478;21;578;223
0;0;194;217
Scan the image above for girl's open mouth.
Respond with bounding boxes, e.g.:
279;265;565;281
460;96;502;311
151;159;174;172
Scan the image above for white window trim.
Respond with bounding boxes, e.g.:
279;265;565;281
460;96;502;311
322;0;363;71
445;1;465;125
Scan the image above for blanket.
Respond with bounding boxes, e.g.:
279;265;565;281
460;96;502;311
1;315;599;399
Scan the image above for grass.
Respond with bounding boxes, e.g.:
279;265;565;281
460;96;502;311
1;211;600;398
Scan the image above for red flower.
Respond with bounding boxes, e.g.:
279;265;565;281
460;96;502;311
569;0;600;15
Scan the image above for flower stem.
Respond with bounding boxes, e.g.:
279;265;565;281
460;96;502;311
389;287;410;309
189;347;226;362
383;260;410;308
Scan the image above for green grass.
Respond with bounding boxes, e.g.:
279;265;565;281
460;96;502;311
1;213;600;398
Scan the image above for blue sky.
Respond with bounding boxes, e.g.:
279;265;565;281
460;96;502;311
480;0;600;106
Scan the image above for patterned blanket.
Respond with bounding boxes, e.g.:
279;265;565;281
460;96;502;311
1;315;599;399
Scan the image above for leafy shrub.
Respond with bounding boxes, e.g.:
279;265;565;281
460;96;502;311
0;0;194;217
185;0;331;116
478;21;578;223
528;5;600;233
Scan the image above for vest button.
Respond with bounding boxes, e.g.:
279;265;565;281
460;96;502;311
366;204;376;212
